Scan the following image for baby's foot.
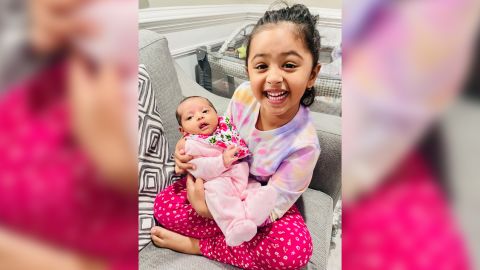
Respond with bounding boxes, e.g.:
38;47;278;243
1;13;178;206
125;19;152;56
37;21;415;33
150;226;201;255
244;185;277;226
225;219;257;247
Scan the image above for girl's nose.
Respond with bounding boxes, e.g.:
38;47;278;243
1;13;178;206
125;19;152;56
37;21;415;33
266;68;283;86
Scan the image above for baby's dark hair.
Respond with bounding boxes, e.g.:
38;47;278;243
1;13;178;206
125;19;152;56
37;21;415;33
246;2;320;106
175;96;217;125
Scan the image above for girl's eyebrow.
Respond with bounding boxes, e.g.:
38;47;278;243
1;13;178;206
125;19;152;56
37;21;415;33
252;50;303;60
252;53;268;60
281;50;303;59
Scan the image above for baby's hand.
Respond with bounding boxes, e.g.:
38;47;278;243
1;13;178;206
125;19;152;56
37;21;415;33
223;145;240;167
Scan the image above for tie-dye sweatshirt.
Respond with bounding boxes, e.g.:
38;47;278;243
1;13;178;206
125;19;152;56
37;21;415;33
225;82;321;222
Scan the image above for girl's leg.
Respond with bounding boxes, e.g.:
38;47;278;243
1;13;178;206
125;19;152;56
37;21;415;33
153;177;221;239
199;205;313;270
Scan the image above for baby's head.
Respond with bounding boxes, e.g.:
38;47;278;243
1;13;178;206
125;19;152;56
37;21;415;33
176;96;218;136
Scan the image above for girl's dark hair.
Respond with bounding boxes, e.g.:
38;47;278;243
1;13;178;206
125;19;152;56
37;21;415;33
246;2;321;107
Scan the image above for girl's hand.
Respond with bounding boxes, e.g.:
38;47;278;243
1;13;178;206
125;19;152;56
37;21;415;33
223;145;239;167
174;138;195;174
186;174;212;218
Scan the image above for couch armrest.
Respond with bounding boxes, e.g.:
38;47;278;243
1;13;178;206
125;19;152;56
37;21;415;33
309;113;341;207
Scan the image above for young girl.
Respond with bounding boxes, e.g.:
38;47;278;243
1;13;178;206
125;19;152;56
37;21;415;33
151;4;322;269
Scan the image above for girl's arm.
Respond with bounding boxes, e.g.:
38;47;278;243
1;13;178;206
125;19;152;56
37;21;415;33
266;144;320;222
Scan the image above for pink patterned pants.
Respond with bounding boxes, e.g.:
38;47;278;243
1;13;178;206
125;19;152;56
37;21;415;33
153;177;313;270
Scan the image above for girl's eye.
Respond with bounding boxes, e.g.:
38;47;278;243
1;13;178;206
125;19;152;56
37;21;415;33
284;63;297;69
203;110;209;113
186;116;193;120
255;64;268;70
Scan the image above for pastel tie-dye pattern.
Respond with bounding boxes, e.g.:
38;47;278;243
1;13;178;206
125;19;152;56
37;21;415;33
225;82;321;221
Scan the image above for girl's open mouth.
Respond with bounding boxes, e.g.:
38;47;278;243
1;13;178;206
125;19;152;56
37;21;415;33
264;90;288;104
199;123;209;130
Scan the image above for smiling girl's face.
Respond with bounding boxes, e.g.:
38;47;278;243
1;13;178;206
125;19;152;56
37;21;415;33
247;22;320;125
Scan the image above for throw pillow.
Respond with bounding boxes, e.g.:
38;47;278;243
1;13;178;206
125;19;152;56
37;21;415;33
138;64;176;251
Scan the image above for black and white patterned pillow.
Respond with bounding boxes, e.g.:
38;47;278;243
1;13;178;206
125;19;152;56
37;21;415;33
138;64;176;251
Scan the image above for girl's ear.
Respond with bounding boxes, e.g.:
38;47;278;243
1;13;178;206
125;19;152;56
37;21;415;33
307;63;321;88
178;127;185;134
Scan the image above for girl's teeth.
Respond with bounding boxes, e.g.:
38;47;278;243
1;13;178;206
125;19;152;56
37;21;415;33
266;91;287;100
267;91;286;97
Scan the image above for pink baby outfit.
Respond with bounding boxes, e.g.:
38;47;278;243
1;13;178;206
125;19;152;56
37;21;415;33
184;116;277;246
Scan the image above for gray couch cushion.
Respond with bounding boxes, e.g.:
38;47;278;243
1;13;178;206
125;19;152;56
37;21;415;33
139;188;332;270
139;30;184;155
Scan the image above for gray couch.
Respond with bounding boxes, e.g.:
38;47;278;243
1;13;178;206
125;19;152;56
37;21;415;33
139;29;341;270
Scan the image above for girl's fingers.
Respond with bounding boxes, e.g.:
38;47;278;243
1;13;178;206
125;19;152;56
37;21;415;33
186;174;194;188
174;152;194;170
177;153;193;163
186;174;194;198
177;162;195;171
194;177;205;189
174;164;185;175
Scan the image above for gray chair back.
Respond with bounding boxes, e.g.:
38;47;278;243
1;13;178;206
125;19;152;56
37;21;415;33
139;29;183;155
310;129;341;206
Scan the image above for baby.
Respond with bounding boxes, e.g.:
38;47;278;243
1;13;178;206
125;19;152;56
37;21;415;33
176;96;277;246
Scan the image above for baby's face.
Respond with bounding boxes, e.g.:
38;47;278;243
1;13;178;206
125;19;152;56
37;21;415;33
178;97;218;135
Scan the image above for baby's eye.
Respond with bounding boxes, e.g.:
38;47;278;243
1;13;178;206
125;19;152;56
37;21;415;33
186;116;193;120
283;63;297;69
255;64;268;70
203;109;209;113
